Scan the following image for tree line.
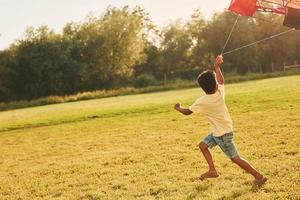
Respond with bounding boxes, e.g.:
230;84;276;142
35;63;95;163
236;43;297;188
0;6;299;101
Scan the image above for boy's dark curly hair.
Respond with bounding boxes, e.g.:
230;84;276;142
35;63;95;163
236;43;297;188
197;70;217;94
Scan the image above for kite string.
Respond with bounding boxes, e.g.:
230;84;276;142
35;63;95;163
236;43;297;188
223;28;296;55
221;14;240;55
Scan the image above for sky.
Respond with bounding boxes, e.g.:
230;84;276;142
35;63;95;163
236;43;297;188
0;0;231;50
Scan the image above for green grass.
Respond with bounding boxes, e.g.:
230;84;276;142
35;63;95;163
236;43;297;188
0;75;299;199
1;71;298;112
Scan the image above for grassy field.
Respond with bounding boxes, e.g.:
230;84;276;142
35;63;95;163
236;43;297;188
1;72;299;112
0;75;299;200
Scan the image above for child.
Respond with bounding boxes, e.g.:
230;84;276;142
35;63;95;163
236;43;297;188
174;55;267;186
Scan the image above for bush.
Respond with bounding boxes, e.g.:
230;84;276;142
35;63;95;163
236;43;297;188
133;74;157;88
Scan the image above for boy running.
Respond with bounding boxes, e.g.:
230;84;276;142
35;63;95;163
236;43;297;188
174;55;267;186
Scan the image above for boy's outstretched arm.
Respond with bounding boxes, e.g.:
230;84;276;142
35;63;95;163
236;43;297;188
215;55;224;85
174;103;193;115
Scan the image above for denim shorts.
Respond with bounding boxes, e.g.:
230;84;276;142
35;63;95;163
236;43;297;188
202;132;238;159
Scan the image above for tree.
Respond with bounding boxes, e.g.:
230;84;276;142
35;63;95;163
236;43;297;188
0;50;14;101
160;21;193;80
187;10;208;70
63;6;153;89
9;26;84;99
134;44;162;79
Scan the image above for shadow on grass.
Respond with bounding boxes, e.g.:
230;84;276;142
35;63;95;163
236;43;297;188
219;190;244;200
186;184;210;200
0;106;171;133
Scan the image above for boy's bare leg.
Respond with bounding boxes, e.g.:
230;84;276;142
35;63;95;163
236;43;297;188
232;156;267;185
199;142;219;179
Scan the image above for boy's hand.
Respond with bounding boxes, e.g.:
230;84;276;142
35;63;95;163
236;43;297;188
174;103;181;111
215;55;223;68
174;103;193;115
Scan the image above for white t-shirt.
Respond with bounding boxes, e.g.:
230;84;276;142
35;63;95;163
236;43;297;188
189;84;233;137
